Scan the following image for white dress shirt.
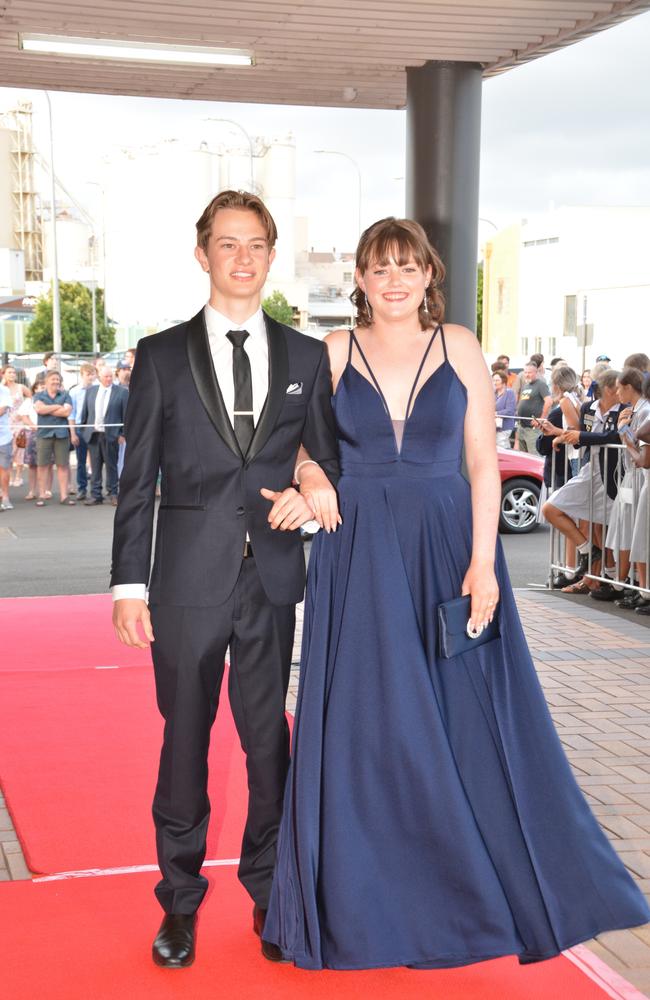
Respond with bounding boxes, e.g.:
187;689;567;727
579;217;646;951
205;303;269;424
94;384;112;432
112;304;269;602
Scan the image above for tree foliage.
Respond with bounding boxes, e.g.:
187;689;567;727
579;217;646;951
262;290;295;327
26;281;116;353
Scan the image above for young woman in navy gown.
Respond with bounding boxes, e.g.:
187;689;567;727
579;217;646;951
263;217;650;970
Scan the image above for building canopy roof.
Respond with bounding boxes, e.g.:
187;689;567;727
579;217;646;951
1;1;650;109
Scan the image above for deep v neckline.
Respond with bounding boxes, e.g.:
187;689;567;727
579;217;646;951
345;326;445;457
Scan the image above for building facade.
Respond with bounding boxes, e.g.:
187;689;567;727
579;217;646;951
482;207;650;370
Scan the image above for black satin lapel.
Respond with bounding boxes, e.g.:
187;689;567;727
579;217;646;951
186;309;241;458
247;314;289;463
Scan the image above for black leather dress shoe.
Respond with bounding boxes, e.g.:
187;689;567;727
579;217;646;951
152;913;196;968
578;545;602;575
615;590;643;609
253;904;286;962
590;582;620;602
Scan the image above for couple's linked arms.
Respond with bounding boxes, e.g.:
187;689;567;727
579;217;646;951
113;456;338;650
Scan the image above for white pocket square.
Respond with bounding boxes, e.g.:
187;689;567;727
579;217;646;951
286;382;303;395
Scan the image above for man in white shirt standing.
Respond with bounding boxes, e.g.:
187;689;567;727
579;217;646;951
68;362;97;501
111;191;339;969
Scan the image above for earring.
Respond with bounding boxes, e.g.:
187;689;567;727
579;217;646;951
422;286;429;314
364;292;373;319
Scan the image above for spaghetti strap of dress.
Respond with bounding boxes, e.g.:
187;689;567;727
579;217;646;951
351;326;442;422
438;323;447;361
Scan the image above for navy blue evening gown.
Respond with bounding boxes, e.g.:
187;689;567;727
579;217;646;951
264;326;649;970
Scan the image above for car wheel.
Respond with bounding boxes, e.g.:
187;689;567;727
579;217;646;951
499;478;541;534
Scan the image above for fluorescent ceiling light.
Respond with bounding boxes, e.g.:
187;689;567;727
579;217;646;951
19;34;254;67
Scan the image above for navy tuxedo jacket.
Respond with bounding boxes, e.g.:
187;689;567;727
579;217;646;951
110;310;340;607
80;383;129;443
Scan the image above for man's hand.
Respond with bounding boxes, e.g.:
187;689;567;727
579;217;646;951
70;432;80;447
260;487;316;531
113;599;154;648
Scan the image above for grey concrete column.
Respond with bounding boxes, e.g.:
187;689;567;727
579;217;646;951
406;61;483;332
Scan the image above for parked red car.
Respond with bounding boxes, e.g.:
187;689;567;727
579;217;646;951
497;447;545;534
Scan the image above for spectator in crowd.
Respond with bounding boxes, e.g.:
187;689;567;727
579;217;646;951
550;365;582;475
624;353;650;386
1;364;30;487
114;364;131;476
124;347;137;368
584;360;611;403
493;369;516;448
38;351;60;377
529;353;548;384
68;363;97;502
17;375;44;500
115;361;131;387
0;377;13;509
606;367;650;605
94;358;108;382
33;370;74;506
495;354;519;392
581;369;593;396
542;370;625;595
80;366;129;506
515;362;551;452
535;402;573;494
629;400;650;615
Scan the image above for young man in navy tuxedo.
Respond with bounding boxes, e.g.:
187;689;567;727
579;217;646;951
111;191;338;967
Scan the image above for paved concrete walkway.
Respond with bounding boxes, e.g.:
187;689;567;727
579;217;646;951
3;589;650;993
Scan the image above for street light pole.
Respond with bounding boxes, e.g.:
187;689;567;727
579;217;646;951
314;150;362;238
44;91;61;356
86;181;107;331
204;118;254;190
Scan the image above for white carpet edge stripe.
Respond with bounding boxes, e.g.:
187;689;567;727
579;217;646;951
33;858;240;882
565;944;648;1000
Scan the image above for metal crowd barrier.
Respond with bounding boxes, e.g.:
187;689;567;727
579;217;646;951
548;442;650;596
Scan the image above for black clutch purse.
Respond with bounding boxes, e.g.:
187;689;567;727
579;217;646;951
437;595;500;659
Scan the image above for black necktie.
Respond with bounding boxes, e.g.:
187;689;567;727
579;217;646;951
226;330;254;455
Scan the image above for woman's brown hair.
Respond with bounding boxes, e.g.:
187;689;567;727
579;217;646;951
351;217;445;329
195;190;278;251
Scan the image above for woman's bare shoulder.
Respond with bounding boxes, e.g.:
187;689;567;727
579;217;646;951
443;323;485;372
324;327;352;348
323;327;352;372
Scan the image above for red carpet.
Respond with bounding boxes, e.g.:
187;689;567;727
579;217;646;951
0;595;636;998
0;594;151;672
2;869;614;1000
0;595;249;875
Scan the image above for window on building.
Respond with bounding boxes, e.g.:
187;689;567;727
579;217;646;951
343;271;353;282
521;337;529;356
548;337;557;357
534;337;542;353
564;295;577;338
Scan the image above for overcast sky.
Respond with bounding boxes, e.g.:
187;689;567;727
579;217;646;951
1;8;650;252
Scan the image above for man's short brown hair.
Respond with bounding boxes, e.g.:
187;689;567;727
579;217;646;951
195;190;278;252
79;363;96;377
